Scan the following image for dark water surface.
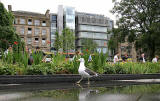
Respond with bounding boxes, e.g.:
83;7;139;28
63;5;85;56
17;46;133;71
0;81;160;101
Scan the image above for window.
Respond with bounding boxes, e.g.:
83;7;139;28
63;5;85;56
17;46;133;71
21;38;24;42
28;28;32;34
79;32;107;40
51;35;55;39
27;38;32;44
14;18;18;24
42;29;46;35
93;40;107;47
20;27;25;35
28;19;32;25
35;28;40;35
35;20;40;26
51;23;56;29
35;38;39;43
42;38;46;45
52;15;57;21
20;18;25;24
79;25;107;32
42;21;46;26
51;39;54;47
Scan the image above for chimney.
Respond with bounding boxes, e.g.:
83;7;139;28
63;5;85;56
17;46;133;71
8;5;12;11
45;9;50;18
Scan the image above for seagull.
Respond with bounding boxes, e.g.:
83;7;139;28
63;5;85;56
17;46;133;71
76;58;98;84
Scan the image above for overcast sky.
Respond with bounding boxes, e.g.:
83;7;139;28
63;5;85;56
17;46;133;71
1;0;116;23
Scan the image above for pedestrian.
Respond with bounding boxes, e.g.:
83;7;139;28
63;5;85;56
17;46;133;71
88;54;92;62
139;53;146;63
4;45;13;55
122;53;128;62
152;55;159;63
113;52;119;63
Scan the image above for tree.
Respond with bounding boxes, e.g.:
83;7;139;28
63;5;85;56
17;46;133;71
61;28;75;53
108;28;121;55
0;2;19;51
112;0;160;60
81;38;97;53
54;31;62;52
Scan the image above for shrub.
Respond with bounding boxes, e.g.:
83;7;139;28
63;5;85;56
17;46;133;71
0;64;16;75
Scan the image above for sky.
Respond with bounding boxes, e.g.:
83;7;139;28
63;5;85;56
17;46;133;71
1;0;117;24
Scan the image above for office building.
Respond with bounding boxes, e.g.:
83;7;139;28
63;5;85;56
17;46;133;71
75;12;113;53
51;6;114;53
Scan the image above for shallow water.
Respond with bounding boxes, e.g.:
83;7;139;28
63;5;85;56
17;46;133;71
0;83;160;101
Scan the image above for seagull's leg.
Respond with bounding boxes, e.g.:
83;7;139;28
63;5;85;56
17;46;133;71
87;78;90;85
76;76;83;84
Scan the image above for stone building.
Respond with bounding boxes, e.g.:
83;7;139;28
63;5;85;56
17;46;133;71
8;5;50;52
118;37;137;62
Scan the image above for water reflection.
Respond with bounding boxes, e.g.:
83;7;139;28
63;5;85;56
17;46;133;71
1;84;160;101
77;84;99;101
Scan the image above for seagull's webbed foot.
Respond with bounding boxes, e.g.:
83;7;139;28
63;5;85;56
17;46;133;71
86;82;90;85
86;78;90;85
76;81;80;84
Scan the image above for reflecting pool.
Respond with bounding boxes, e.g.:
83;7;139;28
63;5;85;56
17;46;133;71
0;83;160;101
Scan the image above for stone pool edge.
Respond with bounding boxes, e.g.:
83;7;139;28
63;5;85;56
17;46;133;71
0;74;160;84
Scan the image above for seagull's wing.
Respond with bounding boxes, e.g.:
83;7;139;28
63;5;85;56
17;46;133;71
85;68;98;76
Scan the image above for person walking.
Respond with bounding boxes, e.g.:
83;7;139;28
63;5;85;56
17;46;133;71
113;52;119;64
152;55;159;63
139;53;146;63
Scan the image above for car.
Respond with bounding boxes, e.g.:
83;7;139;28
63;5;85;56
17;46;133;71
43;52;54;63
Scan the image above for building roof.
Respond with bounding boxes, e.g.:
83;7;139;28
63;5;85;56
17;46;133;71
13;10;47;18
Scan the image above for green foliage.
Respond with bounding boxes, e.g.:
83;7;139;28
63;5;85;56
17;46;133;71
0;65;16;75
26;63;54;75
112;0;160;60
0;49;160;75
54;31;62;52
61;28;75;53
91;52;108;73
104;62;160;74
32;51;43;65
0;2;20;50
81;39;97;53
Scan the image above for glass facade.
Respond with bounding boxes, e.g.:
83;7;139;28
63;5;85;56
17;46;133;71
50;15;57;51
96;47;107;53
79;25;107;32
79;39;107;47
79;32;107;40
65;7;75;30
93;40;107;47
